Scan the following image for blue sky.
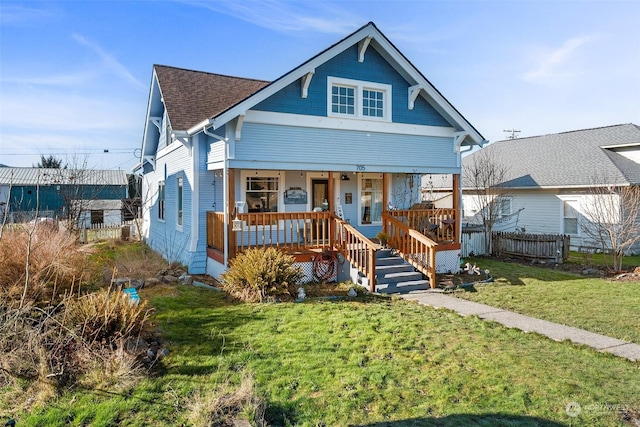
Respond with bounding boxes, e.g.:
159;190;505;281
1;0;639;170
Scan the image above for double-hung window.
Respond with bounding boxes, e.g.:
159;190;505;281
328;77;391;121
177;177;183;227
563;201;578;235
158;181;165;220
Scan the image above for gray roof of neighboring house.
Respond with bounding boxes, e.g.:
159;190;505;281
0;168;129;186
154;65;270;131
462;124;640;188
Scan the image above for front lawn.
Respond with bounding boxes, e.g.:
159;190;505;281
13;284;640;426
452;258;640;343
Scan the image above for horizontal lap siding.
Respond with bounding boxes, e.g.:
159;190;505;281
234;123;456;170
146;144;193;269
511;191;562;234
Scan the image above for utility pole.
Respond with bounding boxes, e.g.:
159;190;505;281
503;129;521;139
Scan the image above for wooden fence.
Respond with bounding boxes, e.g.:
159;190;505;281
492;232;570;262
79;221;139;243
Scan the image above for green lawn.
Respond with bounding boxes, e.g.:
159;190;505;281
452;258;640;344
14;285;640;426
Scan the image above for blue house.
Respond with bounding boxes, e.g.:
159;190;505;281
136;22;486;290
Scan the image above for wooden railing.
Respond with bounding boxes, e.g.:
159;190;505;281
206;211;225;252
333;217;378;292
383;212;437;288
206;210;379;290
387;208;457;243
235;211;333;252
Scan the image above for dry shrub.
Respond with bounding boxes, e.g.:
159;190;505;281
76;342;145;391
0;226;87;306
64;287;153;347
220;247;303;303
187;372;266;427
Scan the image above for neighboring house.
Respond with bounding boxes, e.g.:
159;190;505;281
136;22;486;288
462;124;640;253
0;167;129;225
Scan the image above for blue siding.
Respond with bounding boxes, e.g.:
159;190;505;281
232;123;457;172
253;45;451;128
9;184;126;217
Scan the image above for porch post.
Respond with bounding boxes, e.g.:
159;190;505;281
453;173;460;243
382;173;389;234
228;168;236;260
328;171;334;248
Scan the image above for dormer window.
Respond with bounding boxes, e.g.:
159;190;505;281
328;77;391;121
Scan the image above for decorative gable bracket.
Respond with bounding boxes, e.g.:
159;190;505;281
235;113;245;141
172;132;191;149
453;131;470;153
408;85;425;110
143;155;156;171
301;71;315;99
150;116;162;130
358;36;373;63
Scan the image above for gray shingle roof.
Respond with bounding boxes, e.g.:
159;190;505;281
154;65;270;131
0;168;128;186
463;124;640;188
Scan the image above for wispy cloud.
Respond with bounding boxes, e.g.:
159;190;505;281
181;0;359;34
1;71;97;87
0;4;53;26
72;33;145;89
521;35;598;84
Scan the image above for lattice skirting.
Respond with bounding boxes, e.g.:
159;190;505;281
435;249;461;274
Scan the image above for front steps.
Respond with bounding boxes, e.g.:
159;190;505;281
360;248;431;294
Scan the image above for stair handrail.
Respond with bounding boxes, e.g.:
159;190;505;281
332;215;378;292
382;212;438;288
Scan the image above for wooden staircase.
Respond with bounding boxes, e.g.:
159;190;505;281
361;248;431;294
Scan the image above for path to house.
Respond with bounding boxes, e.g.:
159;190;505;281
399;290;640;362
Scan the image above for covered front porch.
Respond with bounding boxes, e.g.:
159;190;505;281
205;169;461;291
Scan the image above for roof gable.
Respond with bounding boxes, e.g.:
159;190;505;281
168;22;485;146
463;123;640;188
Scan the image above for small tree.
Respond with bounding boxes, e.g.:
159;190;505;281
579;183;640;272
35;155;66;169
462;147;511;254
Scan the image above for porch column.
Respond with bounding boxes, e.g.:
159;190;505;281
328;171;334;248
227;168;236;260
382;173;389;234
453;173;460;243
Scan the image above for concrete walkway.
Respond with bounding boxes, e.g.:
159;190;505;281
400;290;640;362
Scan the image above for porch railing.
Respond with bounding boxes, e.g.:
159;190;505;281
235;211;333;251
206;211;379;290
387;208;457;243
383;212;437;288
333;217;378;292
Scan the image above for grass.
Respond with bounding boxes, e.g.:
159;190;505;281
10;284;640;426
565;251;640;271
452;257;640;343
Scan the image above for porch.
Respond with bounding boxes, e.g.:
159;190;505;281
206;207;461;292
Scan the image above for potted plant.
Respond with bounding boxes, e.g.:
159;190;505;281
376;231;389;248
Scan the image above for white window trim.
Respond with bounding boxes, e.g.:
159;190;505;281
240;170;285;228
176;176;184;231
327;77;392;122
358;172;384;227
499;197;512;218
158;180;166;223
562;199;580;236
